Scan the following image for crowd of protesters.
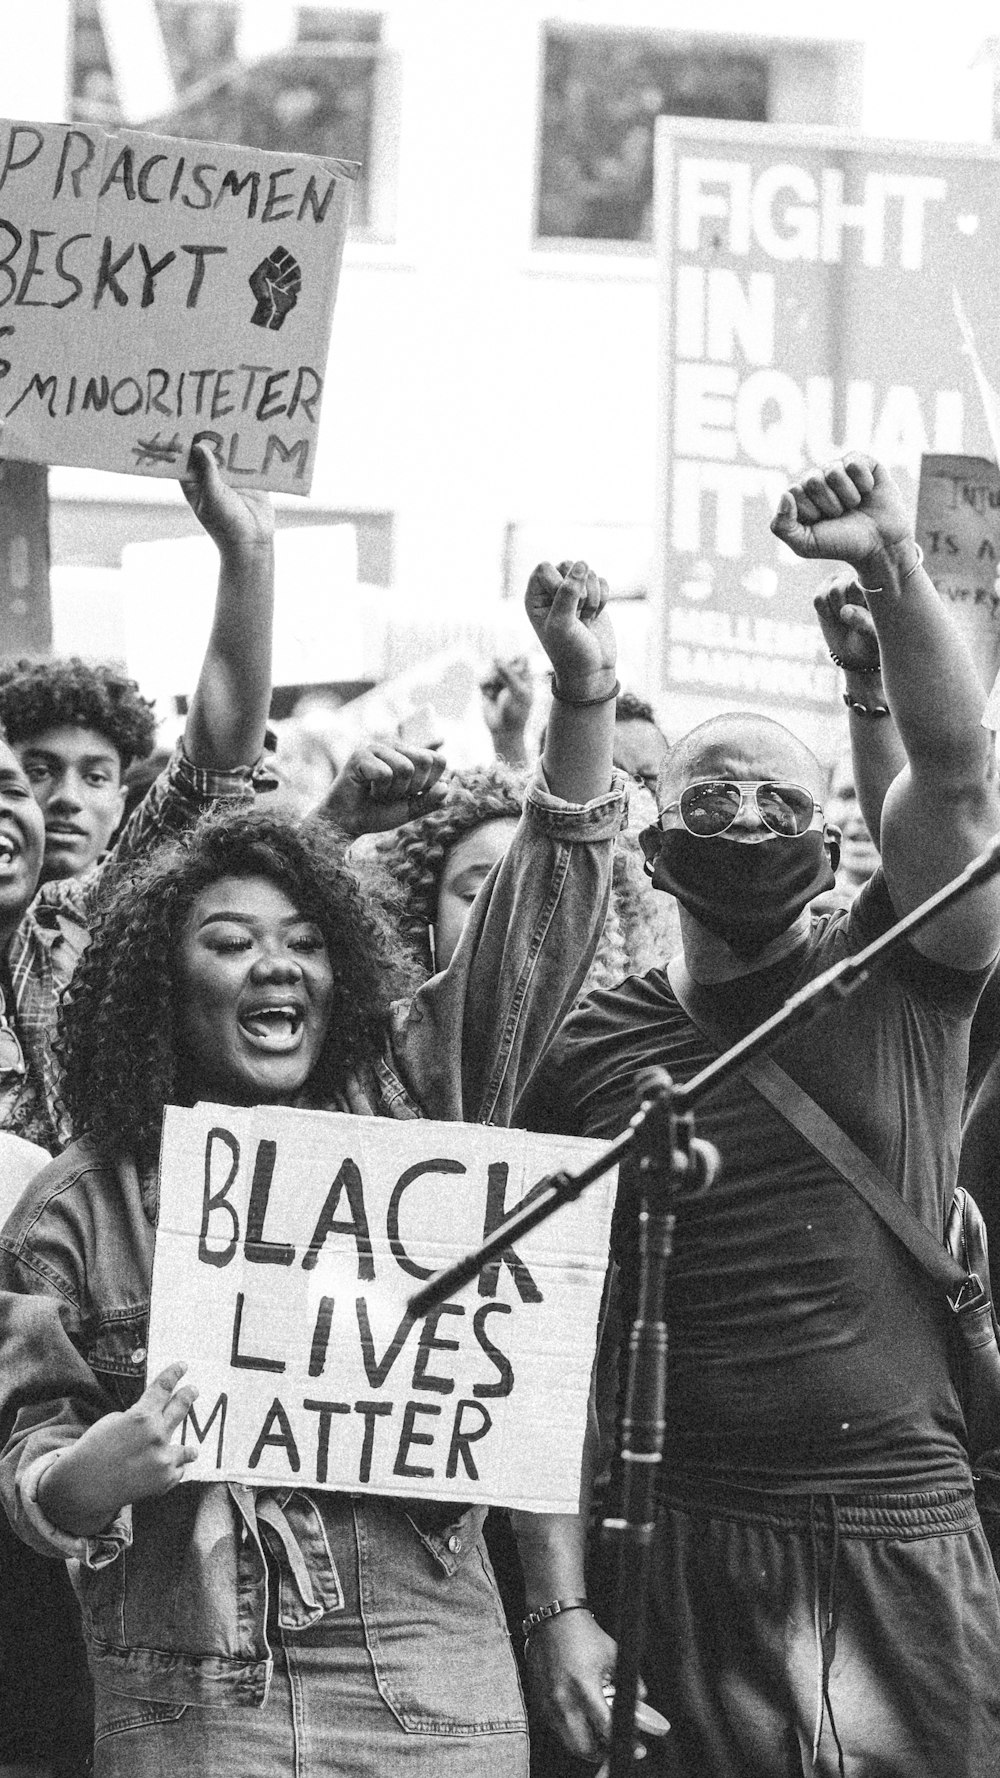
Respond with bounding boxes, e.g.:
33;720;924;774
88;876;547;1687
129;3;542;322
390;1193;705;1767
0;449;998;1778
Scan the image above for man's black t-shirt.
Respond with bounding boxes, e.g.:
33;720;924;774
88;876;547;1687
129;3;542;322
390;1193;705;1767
523;872;988;1491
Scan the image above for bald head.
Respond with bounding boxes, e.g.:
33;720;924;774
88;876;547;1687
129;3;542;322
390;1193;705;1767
656;713;826;810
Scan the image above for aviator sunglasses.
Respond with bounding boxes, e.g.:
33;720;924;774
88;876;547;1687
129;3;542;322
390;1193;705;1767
657;779;823;840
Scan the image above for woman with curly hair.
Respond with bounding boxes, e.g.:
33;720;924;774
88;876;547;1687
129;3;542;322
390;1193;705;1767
0;561;627;1776
375;761;675;993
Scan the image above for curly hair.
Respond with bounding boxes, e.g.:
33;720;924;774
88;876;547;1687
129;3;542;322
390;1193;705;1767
0;657;157;771
372;761;653;995
374;764;526;972
58;806;415;1166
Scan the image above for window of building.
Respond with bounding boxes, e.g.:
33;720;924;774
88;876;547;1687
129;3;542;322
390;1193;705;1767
69;2;392;232
536;26;856;246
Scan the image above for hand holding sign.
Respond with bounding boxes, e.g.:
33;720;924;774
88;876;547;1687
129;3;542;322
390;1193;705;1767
525;560;615;698
813;573;881;673
771;455;913;582
38;1362;199;1538
181;439;274;561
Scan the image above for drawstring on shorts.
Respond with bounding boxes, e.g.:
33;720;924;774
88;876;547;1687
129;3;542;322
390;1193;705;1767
808;1495;845;1778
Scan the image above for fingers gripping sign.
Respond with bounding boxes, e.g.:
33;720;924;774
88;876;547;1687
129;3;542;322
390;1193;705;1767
525;559;616;698
771;454;912;579
180;438;274;558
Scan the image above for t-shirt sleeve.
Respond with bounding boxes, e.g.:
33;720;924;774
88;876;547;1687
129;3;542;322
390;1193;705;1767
844;866;991;1017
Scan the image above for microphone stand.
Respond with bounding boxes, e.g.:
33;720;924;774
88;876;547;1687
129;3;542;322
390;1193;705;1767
408;831;1000;1774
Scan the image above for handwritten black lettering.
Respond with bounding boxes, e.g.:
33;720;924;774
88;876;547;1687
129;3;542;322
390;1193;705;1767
356;1298;417;1388
478;1161;543;1303
303;1397;350;1483
302;1157;374;1278
472;1302;514;1398
184;1392;228;1469
0;127;43;194
388;1159;466;1281
198;1125;241;1266
245;1137;294;1266
411;1303;464;1394
308;1296;335;1378
52;129;96;201
446;1400;493;1480
248;1397;301;1473
229;1290;285;1374
394;1401;441;1479
354;1400;393;1484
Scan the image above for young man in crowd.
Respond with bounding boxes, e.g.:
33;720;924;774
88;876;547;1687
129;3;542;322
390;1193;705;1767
0;443;274;1156
0;657;157;884
516;453;1000;1778
0;440;275;1778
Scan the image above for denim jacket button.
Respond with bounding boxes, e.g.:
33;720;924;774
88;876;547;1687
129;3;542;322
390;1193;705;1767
130;1347;146;1363
447;1534;462;1553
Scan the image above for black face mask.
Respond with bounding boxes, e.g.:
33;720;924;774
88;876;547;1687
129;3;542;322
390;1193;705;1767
639;825;838;958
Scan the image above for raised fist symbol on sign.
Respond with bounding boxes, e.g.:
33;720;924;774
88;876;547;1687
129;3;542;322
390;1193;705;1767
248;247;302;330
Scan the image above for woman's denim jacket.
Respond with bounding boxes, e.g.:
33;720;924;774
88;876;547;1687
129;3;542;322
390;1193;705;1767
0;771;626;1709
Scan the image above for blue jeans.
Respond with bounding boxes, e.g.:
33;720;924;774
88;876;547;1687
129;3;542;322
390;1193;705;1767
93;1493;528;1777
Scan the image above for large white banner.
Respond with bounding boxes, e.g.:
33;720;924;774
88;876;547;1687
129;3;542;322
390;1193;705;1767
0;119;357;493
147;1104;617;1514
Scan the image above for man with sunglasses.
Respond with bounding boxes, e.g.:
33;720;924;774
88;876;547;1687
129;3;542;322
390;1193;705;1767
515;453;1000;1778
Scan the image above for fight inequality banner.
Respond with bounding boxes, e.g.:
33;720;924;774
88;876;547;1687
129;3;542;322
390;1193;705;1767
0;119;358;493
146;1103;617;1513
654;121;1000;753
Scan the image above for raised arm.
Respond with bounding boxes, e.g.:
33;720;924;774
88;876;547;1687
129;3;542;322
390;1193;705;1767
532;559;617;803
773;454;1000;967
180;441;274;770
813;571;906;849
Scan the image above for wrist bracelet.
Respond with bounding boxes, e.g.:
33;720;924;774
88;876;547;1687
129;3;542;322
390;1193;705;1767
843;691;891;721
829;651;881;673
550;676;620;708
858;542;924;597
522;1597;592;1646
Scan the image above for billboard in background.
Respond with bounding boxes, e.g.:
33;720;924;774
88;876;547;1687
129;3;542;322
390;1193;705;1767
654;121;1000;755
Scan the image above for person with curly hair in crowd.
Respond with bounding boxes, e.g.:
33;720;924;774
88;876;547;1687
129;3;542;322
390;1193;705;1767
0;439;277;1778
0;559;626;1776
0;656;158;885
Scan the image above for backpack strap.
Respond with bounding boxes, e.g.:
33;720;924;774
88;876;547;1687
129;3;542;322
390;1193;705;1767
667;957;968;1299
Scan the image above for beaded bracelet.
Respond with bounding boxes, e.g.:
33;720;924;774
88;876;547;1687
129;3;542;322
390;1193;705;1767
829;651;881;673
843;691;891;720
550;676;620;708
858;542;924;597
522;1597;592;1653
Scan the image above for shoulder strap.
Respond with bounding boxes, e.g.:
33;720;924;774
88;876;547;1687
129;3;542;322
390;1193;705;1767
667;957;966;1296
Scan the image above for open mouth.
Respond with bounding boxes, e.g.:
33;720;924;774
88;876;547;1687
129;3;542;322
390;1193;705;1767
238;1004;305;1052
0;832;21;871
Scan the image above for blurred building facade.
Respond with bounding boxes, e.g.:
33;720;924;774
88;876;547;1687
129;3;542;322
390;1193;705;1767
3;1;999;721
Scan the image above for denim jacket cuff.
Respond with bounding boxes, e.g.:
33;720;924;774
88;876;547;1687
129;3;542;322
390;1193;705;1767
18;1448;133;1569
526;765;629;840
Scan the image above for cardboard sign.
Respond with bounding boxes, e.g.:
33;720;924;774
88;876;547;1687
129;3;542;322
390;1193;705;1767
654;121;1000;755
146;1104;617;1514
0;119;358;493
916;454;1000;695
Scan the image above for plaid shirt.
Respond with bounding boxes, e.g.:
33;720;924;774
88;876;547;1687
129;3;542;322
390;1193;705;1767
3;749;256;1152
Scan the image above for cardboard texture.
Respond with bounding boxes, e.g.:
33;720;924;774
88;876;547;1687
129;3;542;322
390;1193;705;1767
916;453;1000;707
147;1103;617;1514
0;119;358;493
